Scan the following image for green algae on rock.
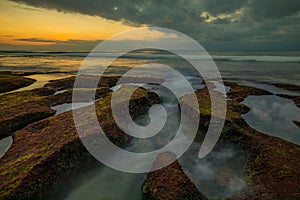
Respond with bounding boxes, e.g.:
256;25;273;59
45;75;163;92
0;85;113;139
142;152;207;200
0;86;159;200
0;75;161;138
0;89;56;138
49;87;112;106
179;82;300;199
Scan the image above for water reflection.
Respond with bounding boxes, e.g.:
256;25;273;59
62;166;144;200
4;74;72;94
242;95;300;145
179;143;247;199
0;136;13;158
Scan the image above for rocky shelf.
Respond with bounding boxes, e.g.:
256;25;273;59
0;84;159;199
1;72;299;199
171;82;300;199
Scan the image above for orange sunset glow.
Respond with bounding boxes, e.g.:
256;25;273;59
0;0;133;47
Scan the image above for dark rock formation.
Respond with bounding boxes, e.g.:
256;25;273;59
179;82;300;199
0;86;159;199
293;120;300;128
0;75;162;138
45;75;163;91
0;73;36;93
0;89;56;138
273;83;300;92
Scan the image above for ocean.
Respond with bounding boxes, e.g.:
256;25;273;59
1;50;300;85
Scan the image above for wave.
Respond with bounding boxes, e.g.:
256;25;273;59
212;55;300;62
0;51;300;62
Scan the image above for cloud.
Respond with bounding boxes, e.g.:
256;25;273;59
14;4;42;11
0;39;103;51
15;38;63;43
248;0;300;20
8;0;300;49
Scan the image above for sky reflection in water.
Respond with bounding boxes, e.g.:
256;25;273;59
242;95;300;145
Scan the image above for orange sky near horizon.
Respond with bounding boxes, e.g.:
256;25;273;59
0;0;135;46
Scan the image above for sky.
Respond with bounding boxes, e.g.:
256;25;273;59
0;0;299;51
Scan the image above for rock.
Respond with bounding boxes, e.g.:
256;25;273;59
180;82;300;199
293;120;300;128
0;74;162;138
273;83;300;92
45;75;163;91
142;152;207;200
48;87;112;106
0;86;159;199
0;73;36;93
225;82;273;102
0;89;56;138
0;85;114;139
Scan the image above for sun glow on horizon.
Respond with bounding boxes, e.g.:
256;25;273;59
0;0;134;48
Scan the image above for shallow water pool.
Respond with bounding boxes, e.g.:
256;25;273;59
242;95;300;145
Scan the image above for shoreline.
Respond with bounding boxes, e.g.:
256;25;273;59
0;71;299;199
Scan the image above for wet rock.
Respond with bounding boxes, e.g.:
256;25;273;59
48;87;111;106
142;152;207;200
0;73;36;93
293;120;300;128
273;83;300;92
0;75;161;138
0;90;55;138
180;82;300;199
225;82;272;102
45;75;163;91
0;86;159;199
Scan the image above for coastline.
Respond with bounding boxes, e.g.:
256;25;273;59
0;71;299;199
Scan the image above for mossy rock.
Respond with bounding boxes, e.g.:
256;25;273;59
179;82;300;199
0;73;35;93
0;85;159;199
0;89;56;138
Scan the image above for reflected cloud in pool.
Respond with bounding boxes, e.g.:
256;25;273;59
242;95;300;145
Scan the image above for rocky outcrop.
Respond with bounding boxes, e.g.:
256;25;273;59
0;89;56;138
270;83;300;108
179;82;300;199
142;152;207;200
273;83;300;92
0;75;162;138
293;120;300;128
45;75;163;91
0;86;159;199
0;73;36;93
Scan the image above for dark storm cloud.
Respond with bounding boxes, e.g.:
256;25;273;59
248;0;300;20
10;0;300;49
